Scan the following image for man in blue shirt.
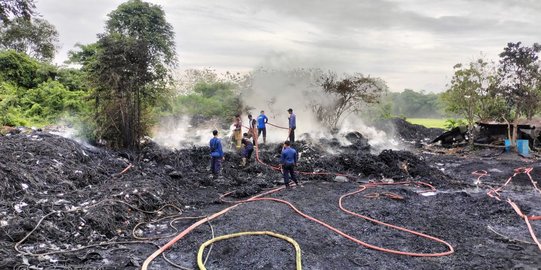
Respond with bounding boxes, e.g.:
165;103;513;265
257;110;268;144
281;141;301;188
287;108;296;143
209;130;224;177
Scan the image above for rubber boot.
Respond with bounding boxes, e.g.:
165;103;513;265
241;158;246;167
263;137;266;144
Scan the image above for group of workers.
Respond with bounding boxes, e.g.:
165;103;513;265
209;108;300;188
231;108;296;147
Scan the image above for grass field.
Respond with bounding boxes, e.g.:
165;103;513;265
406;118;448;129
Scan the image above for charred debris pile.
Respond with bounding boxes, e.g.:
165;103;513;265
376;118;444;143
431;119;541;149
0;121;447;268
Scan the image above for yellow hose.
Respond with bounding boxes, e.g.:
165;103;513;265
197;231;302;270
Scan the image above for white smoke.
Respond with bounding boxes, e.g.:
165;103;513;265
338;117;404;152
46;120;98;151
242;68;405;152
242;68;326;143
152;115;224;148
153;67;404;153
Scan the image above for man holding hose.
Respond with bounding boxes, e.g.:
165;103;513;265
257;110;268;144
287;108;296;143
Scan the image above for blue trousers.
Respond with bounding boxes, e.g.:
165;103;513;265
258;127;267;138
282;163;298;185
211;156;222;175
242;147;254;159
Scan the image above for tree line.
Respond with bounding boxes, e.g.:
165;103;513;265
1;0;176;149
2;0;538;149
442;42;541;145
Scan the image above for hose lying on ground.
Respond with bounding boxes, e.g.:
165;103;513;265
142;123;456;269
475;167;541;251
142;179;454;269
196;231;302;270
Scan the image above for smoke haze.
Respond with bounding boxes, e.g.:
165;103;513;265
152;67;405;153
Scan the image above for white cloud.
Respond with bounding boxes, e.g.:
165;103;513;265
35;0;541;92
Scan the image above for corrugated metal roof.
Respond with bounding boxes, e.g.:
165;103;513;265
476;119;541;128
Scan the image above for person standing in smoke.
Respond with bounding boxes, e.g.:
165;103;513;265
287;108;296;143
247;114;257;144
257;110;268;144
232;114;242;149
209;130;224;178
240;133;254;166
281;140;301;188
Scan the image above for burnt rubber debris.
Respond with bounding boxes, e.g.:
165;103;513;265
1;120;541;269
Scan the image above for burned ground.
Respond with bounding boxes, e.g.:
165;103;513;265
0;123;540;269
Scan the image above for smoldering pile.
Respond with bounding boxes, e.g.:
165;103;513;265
211;128;449;195
0;126;448;268
0;132;226;268
278;131;448;186
375;118;444;143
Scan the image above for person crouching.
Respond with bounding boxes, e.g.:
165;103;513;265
241;133;254;166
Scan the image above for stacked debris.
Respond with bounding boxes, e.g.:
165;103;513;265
375;118;443;143
432;126;468;147
0;132;230;268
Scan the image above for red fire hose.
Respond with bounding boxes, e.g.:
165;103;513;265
142;128;455;268
474;167;541;250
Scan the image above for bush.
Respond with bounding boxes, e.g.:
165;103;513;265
0;50;56;89
0;51;91;128
25;80;87;123
0;80;88;126
444;118;467;130
166;81;241;126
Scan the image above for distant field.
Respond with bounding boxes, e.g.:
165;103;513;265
406;118;447;129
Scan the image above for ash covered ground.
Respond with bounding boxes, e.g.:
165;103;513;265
1;119;540;269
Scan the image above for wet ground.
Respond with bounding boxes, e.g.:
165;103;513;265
1;122;540;269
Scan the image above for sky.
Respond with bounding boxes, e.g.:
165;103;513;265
35;0;541;92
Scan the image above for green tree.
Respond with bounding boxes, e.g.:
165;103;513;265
442;58;509;142
442;60;488;142
161;69;245;127
67;43;99;69
0;0;35;24
390;89;443;118
0;49;55;88
0;81;27;126
0;17;59;61
75;0;176;149
169;81;241;124
106;0;175;67
315;72;387;130
0;49;38;88
497;42;541;146
56;68;89;92
0;79;88;127
22;80;87;123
